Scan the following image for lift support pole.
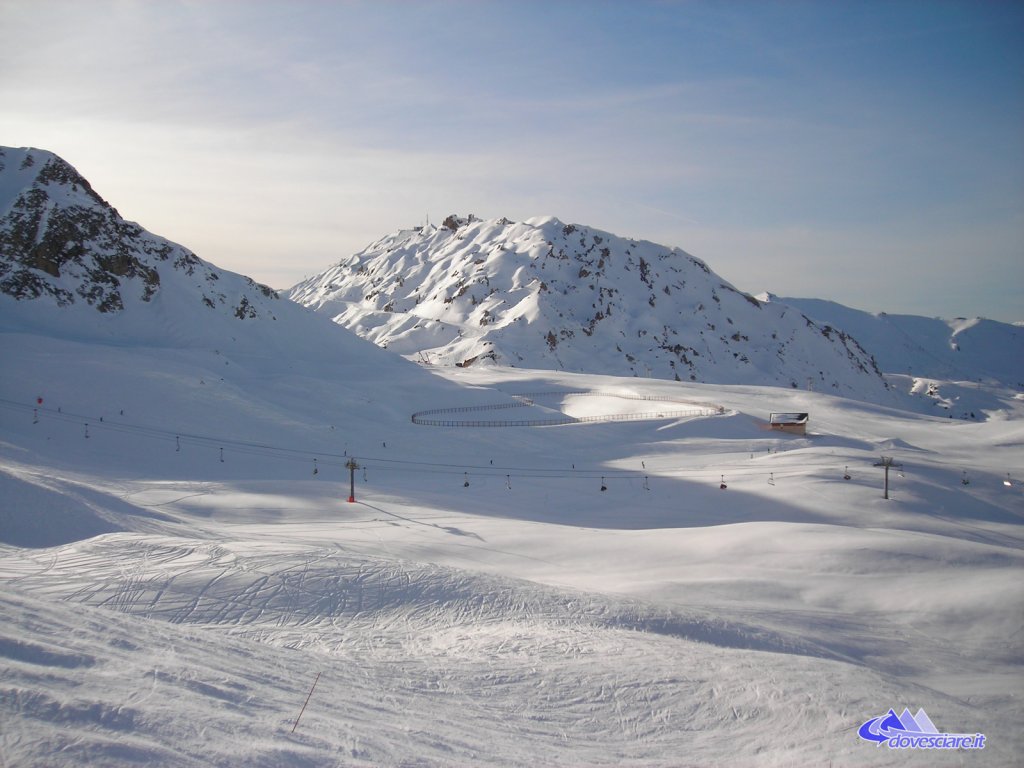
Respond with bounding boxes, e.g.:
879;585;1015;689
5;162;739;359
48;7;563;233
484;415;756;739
873;456;902;499
346;458;359;503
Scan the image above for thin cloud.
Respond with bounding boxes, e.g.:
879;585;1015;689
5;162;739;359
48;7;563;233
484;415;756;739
1;0;1020;321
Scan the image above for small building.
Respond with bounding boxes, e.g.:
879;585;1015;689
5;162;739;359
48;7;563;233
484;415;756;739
769;412;808;435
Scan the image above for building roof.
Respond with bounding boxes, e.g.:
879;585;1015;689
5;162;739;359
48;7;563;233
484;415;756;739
769;412;808;425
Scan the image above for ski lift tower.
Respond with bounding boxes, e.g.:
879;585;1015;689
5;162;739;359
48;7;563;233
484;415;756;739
873;456;903;499
346;458;359;503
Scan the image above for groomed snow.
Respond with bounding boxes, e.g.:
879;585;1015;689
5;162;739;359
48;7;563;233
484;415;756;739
2;305;1022;766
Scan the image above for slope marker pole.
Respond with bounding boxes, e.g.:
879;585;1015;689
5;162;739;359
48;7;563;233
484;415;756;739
292;671;321;733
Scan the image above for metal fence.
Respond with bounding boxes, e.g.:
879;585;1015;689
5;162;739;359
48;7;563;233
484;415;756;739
411;391;725;427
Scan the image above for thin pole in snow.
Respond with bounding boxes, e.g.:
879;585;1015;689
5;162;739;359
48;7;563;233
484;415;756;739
291;671;321;733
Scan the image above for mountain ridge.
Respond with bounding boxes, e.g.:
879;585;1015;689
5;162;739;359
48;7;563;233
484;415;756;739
290;214;896;404
759;294;1024;387
0;146;278;324
0;147;530;452
5;146;1016;413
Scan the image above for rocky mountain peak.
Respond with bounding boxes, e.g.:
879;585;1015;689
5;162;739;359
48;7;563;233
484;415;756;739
291;215;893;403
0;146;277;317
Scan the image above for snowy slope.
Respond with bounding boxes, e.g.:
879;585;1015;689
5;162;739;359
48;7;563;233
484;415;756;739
290;215;895;404
2;340;1022;766
0;146;520;430
763;294;1024;387
1;152;1022;767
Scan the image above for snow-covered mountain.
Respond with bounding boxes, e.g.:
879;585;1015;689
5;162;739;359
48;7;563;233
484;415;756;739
759;294;1024;387
0;147;280;326
0;146;507;428
290;215;895;403
2;150;1022;766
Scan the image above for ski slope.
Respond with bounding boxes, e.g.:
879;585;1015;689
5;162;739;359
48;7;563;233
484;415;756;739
2;313;1022;766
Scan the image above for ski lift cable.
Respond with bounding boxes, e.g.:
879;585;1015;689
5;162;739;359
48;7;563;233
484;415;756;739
6;401;904;483
6;398;985;487
0;398;746;474
3;400;322;457
4;400;887;482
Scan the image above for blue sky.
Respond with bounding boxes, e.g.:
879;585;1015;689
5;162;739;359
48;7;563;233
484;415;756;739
2;0;1022;321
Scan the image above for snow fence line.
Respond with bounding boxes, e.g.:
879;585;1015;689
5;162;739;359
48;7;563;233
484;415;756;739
411;391;726;427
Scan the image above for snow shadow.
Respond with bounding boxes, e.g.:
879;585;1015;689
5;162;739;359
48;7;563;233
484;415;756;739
405;467;1021;544
358;500;485;540
407;473;843;530
0;471;123;547
0;636;96;669
0;469;176;548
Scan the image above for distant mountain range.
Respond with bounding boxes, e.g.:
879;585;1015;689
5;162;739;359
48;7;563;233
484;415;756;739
290;217;1023;396
758;295;1023;387
3;147;1019;407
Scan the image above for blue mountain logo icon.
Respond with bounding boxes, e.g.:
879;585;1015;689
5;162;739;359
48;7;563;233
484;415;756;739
857;708;985;750
858;708;939;743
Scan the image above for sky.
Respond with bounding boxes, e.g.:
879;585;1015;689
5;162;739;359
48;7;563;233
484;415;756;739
1;0;1022;322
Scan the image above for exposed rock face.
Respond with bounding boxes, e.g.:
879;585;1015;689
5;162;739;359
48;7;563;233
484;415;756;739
0;146;277;318
291;215;892;402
